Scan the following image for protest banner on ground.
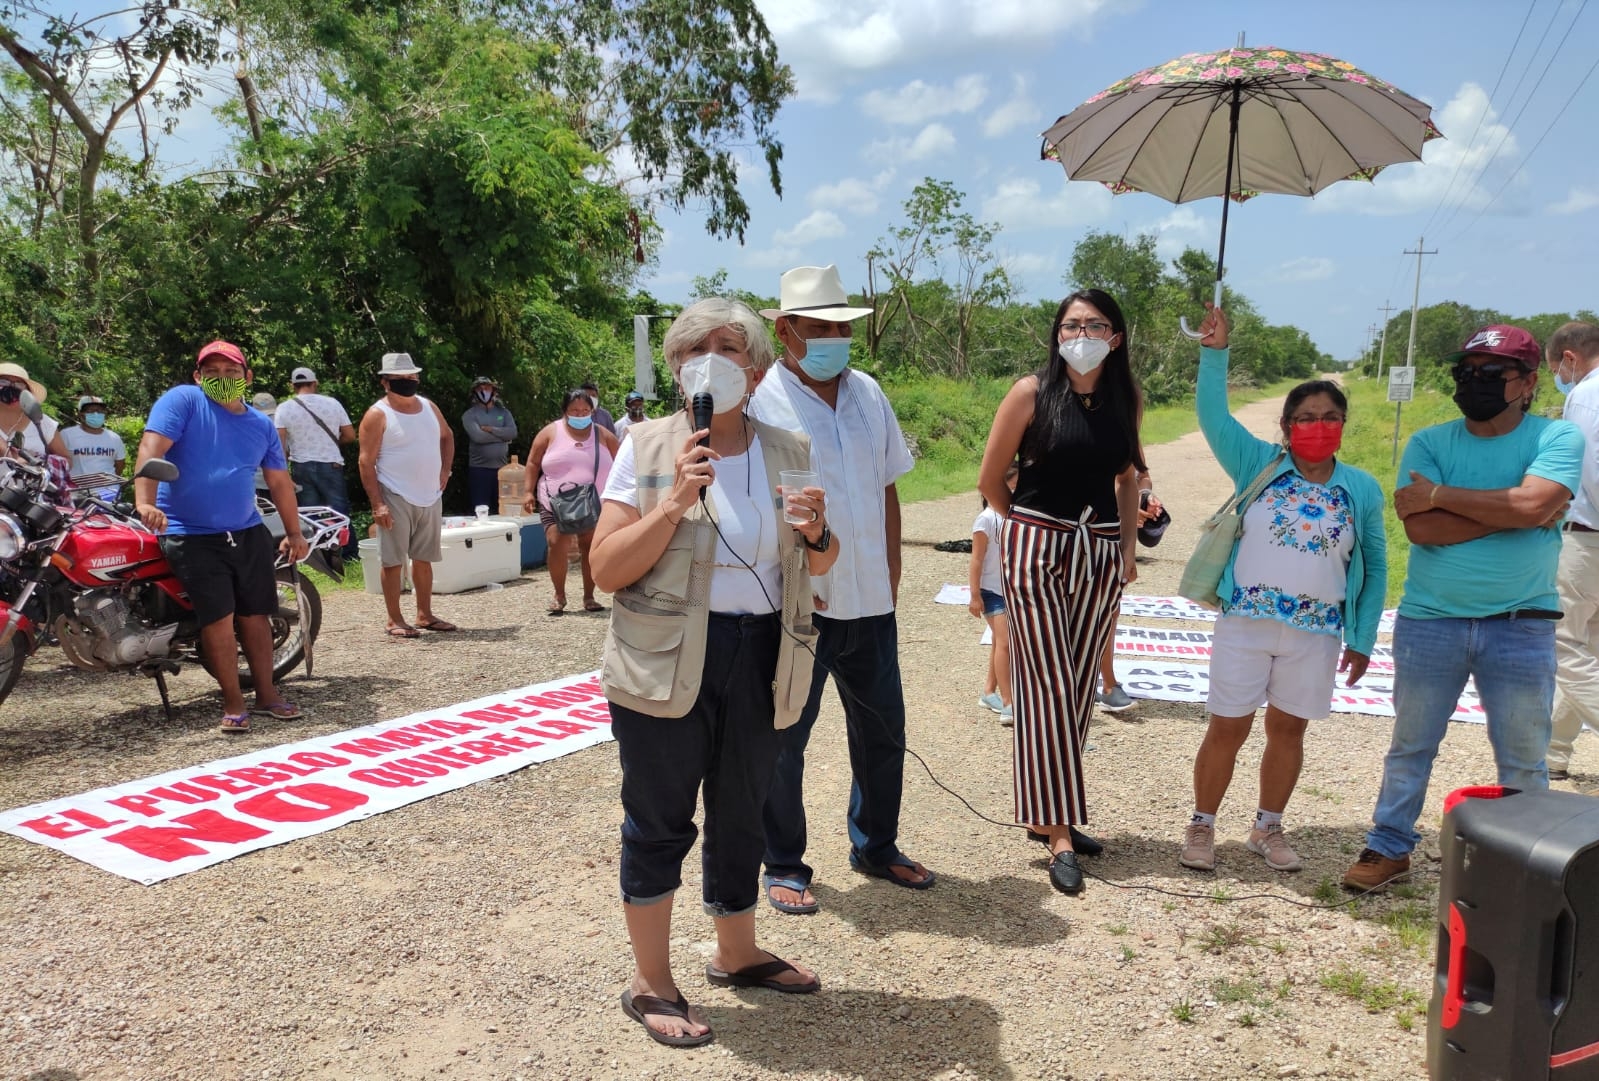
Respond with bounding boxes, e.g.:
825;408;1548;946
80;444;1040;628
0;671;611;884
942;587;1397;634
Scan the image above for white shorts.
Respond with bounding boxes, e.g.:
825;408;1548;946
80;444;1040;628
1206;614;1342;720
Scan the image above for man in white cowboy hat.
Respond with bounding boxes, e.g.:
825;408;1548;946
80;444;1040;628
60;393;127;498
357;352;458;638
749;264;932;914
277;365;357;557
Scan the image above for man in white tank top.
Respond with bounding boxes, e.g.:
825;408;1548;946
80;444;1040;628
357;352;459;637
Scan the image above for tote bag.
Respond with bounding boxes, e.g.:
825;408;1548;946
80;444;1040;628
1177;450;1286;609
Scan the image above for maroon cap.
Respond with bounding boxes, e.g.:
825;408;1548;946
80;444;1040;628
1445;324;1540;369
196;340;247;368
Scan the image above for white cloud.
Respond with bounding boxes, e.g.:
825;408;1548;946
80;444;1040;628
984;75;1040;138
1151;206;1213;263
1312;83;1523;217
980;175;1114;230
807;171;895;215
860;75;988;126
1549;187;1599;215
744;246;806;270
757;0;1121;97
1276;257;1336;282
864;123;957;165
773;210;848;247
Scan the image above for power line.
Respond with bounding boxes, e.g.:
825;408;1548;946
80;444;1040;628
1419;0;1539;239
1434;0;1589;237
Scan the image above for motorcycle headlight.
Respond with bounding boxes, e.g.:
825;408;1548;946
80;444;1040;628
0;511;23;561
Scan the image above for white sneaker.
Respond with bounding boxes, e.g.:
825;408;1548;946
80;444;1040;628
1246;824;1303;872
978;692;1004;714
1179;822;1215;871
998;704;1013;727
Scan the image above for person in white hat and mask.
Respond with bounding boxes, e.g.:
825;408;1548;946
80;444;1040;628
60;394;127;499
0;362;69;463
277;365;356;556
749;264;933;913
357;352;457;637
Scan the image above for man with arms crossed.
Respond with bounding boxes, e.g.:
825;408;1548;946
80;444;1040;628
1543;321;1599;780
752;264;933;915
1344;325;1583;892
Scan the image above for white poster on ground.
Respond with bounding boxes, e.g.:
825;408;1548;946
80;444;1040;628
0;672;613;884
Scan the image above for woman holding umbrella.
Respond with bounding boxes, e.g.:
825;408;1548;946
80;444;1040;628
979;288;1145;895
1179;304;1386;874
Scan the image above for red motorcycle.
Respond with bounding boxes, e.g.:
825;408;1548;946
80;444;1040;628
0;414;347;714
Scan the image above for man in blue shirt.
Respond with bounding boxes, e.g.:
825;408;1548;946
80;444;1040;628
1345;324;1585;892
134;340;310;734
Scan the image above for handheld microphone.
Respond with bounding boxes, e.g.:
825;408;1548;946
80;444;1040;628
691;391;714;501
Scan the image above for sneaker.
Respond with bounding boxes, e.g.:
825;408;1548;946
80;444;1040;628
1179;823;1215;871
978;692;1004;714
998;704;1014;727
1549;766;1571;781
1096;685;1135;712
1245;824;1303;872
1341;848;1411;893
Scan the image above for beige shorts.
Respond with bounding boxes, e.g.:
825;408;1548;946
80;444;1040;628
1206;614;1342;720
377;486;443;566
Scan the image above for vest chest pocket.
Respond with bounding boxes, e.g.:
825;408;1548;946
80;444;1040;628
602;605;688;703
633;531;695;603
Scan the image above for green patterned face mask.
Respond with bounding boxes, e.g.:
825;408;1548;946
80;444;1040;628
199;375;247;403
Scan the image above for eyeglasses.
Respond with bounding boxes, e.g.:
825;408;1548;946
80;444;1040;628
1058;320;1115;340
1289;413;1345;426
1452;361;1528;385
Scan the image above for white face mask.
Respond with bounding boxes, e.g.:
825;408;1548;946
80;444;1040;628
679;352;751;414
1061;336;1111;374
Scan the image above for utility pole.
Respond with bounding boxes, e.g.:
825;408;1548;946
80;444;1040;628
1395;238;1438;464
1376;301;1397;379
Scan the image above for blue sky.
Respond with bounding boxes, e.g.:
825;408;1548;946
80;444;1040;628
638;0;1599;362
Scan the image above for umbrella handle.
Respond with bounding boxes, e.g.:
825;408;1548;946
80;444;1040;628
1179;282;1224;340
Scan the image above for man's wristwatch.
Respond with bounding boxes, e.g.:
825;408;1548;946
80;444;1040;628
804;524;832;553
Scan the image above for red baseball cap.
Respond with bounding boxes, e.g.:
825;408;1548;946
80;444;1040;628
196;340;247;368
1445;324;1540;369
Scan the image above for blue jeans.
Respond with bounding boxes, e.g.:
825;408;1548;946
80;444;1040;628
289;460;354;557
1366;614;1555;859
762;612;908;885
612;613;781;916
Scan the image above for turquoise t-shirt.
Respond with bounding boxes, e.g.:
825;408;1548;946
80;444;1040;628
1398;414;1585;619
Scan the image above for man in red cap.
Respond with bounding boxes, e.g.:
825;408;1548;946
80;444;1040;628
134;340;310;733
1344;324;1585;892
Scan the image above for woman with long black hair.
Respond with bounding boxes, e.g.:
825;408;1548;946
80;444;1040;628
978;288;1145;895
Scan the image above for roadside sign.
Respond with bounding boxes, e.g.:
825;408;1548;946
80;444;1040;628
1387;366;1415;403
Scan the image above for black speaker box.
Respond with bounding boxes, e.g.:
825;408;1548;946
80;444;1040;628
1429;785;1599;1079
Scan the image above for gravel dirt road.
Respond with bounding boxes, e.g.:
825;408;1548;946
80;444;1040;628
3;391;1586;1080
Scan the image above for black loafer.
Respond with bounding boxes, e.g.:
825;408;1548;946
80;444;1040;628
1048;851;1084;895
1027;827;1103;857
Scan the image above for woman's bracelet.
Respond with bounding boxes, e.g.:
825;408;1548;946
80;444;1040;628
661;503;681;526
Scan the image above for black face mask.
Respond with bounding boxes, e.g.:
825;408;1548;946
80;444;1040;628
386;377;420;398
1453;379;1514;422
0;386;19;405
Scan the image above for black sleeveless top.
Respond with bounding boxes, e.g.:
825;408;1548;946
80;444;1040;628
1012;394;1132;523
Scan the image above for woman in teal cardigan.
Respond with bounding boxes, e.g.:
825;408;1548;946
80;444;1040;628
1179;305;1387;876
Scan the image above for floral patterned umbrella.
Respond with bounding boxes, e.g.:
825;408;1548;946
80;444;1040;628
1041;43;1441;334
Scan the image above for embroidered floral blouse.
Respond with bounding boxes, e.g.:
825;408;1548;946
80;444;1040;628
1226;472;1355;636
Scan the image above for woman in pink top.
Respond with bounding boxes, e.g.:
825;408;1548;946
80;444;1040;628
522;389;619;615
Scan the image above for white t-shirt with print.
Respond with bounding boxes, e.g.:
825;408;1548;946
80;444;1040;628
972;506;1004;595
1226;472;1356;638
275;392;351;464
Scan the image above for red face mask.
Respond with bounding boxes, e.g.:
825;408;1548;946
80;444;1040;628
1288;420;1343;463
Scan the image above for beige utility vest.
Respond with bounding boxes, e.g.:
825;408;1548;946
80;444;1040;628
600;412;819;728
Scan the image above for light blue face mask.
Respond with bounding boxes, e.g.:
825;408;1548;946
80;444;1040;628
797;336;851;382
567;414;594;430
84;412;107;428
1555;357;1577;397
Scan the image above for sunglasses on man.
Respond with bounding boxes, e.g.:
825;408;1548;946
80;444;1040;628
1450;361;1530;385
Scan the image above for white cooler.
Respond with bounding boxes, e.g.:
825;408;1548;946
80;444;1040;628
431;516;522;594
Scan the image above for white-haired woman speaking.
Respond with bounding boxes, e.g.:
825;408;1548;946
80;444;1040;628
590;297;840;1048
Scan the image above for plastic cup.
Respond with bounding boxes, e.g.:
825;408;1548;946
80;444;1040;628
779;470;819;525
474;504;489;520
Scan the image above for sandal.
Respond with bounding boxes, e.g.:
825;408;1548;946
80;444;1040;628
415;618;457;632
705;955;820;995
848;852;937;890
219;712;251;734
619;989;713;1048
251;701;302;720
583;600;606;613
385;624;420;639
764;876;819;915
